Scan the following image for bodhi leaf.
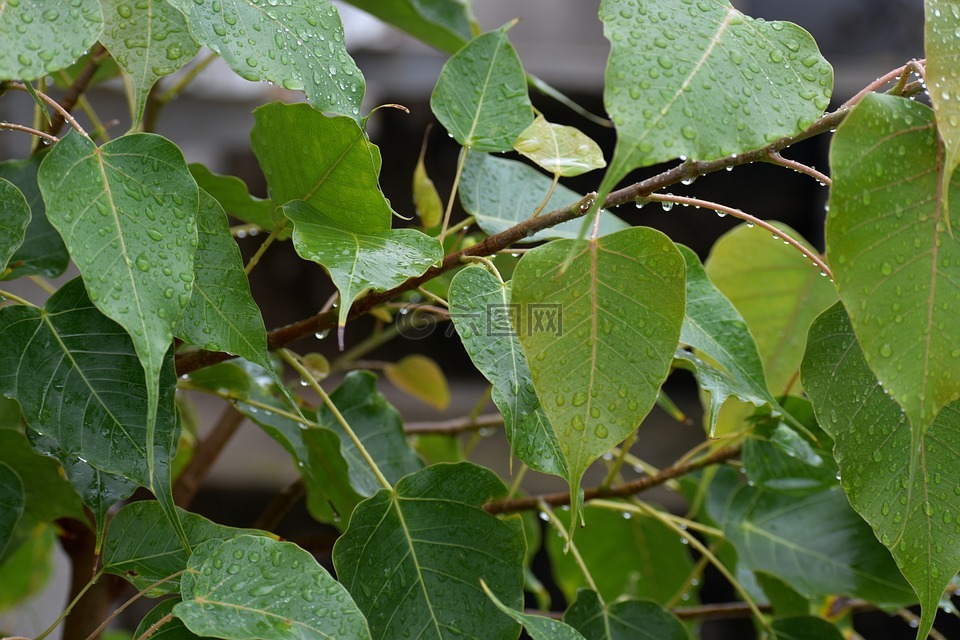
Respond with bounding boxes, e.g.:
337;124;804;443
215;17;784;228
413;152;443;229
166;0;364;121
460;153;628;243
251;103;393;229
188;164;276;230
431;26;534;152
0;430;85;523
513;115;606;177
333;463;525;640
176;190;269;366
802;302;960;640
828;93;960;435
0;178;31;273
99;0;200;128
342;0;473;54
482;582;586;640
717;483;915;607
449;266;567;477
926;0;960;207
0;0;103;80
38;131;199;495
103;501;267;595
283;200;443;346
0;156;68;280
595;0;832;203
383;354;450;411
512;227;685;524
0;464;24;558
563;590;687;640
175;535;371;640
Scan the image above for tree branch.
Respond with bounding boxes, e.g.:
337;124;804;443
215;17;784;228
405;413;503;435
172;405;245;508
46;44;108;136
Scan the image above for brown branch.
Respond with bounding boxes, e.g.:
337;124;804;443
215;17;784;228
484;444;741;515
253;477;306;531
405;413;503;435
172;405;245;508
6;82;88;137
47;44;108;136
175;102;852;378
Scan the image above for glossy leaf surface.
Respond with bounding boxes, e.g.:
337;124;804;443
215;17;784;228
0;0;102;80
926;0;960;195
189;164;276;230
0;430;85;523
563;590;687;640
0;463;23;557
483;582;586;640
0;178;30;273
513;116;606;177
135;599;209;640
343;0;473;53
0;157;68;279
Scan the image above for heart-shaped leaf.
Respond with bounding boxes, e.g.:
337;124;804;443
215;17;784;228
802;302;960;639
166;0;364;121
0;0;102;80
0;156;68;280
333;463;525;640
563;590;686;640
176;190;268;366
189;164;276;230
383;354;450;411
512;227;685;523
283;200;442;345
828;93;960;433
431;26;533;152
99;0;199;128
449;266;567;477
175;535;371;640
0;178;30;273
596;0;832;198
0;430;85;523
513;116;606;177
483;582;586;640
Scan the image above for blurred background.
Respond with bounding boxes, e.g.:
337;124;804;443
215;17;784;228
0;1;933;638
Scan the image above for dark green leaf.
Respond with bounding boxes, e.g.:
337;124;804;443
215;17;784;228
771;616;844;640
483;582;586;640
301;427;365;527
755;572;810;619
176;190;268;366
166;0;364;121
802;302;960;638
175;535;371;640
0;156;68;280
0;179;30;274
431;26;533;152
102;501;266;596
135;599;210;640
459;153;628;243
343;0;473;53
828;92;960;432
596;0;832;199
449;267;566;477
546;505;693;606
0;0;102;80
333;463;525;640
99;0;199;127
188;164;276;230
0;430;85;523
61;462;138;542
252;103;393;228
512;228;686;522
283;200;442;343
563;590;686;640
0;463;24;557
0;524;55;613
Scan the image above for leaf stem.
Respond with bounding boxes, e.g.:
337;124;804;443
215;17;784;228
440;147;469;241
538;501;602;596
6;82;88;138
81;571;185;640
766;151;831;186
0;121;58;144
34;570;104;640
532;173;560;217
244;219;287;275
444;215;475;238
645;193;833;280
280;349;392;490
135;613;174;640
156;51;220;105
0;288;39;307
45;44;108;136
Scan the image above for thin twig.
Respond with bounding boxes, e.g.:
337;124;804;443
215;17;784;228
254;477;306;531
46;44;107;136
842;59;925;108
766;150;831;186
0;121;59;143
404;413;503;435
134;613;174;640
7;82;88;137
81;572;185;640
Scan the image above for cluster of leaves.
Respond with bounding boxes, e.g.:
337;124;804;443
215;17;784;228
0;0;959;639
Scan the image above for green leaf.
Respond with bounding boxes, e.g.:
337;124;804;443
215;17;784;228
755;572;810;619
0;0;102;80
596;0;832;198
0;278;179;498
431;26;534;152
482;581;586;640
99;0;200;128
0;463;24;557
343;0;473;54
176;190;268;366
333;463;525;640
383;354;450;411
828;93;960;434
0;430;85;523
188;164;276;230
283;200;443;345
252;103;393;229
512;228;686;523
0;179;30;274
563;590;687;640
175;535;371;640
135;599;210;640
449;266;567;477
167;0;364;120
62;463;138;542
413;154;443;229
38;131;199;493
677;245;775;435
546;505;693;606
802;302;960;639
705;223;837;397
301;428;365;527
103;501;266;596
513;115;606;177
771;616;844;640
0;156;68;280
0;524;55;613
460;153;628;243
719;483;915;607
926;0;960;203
